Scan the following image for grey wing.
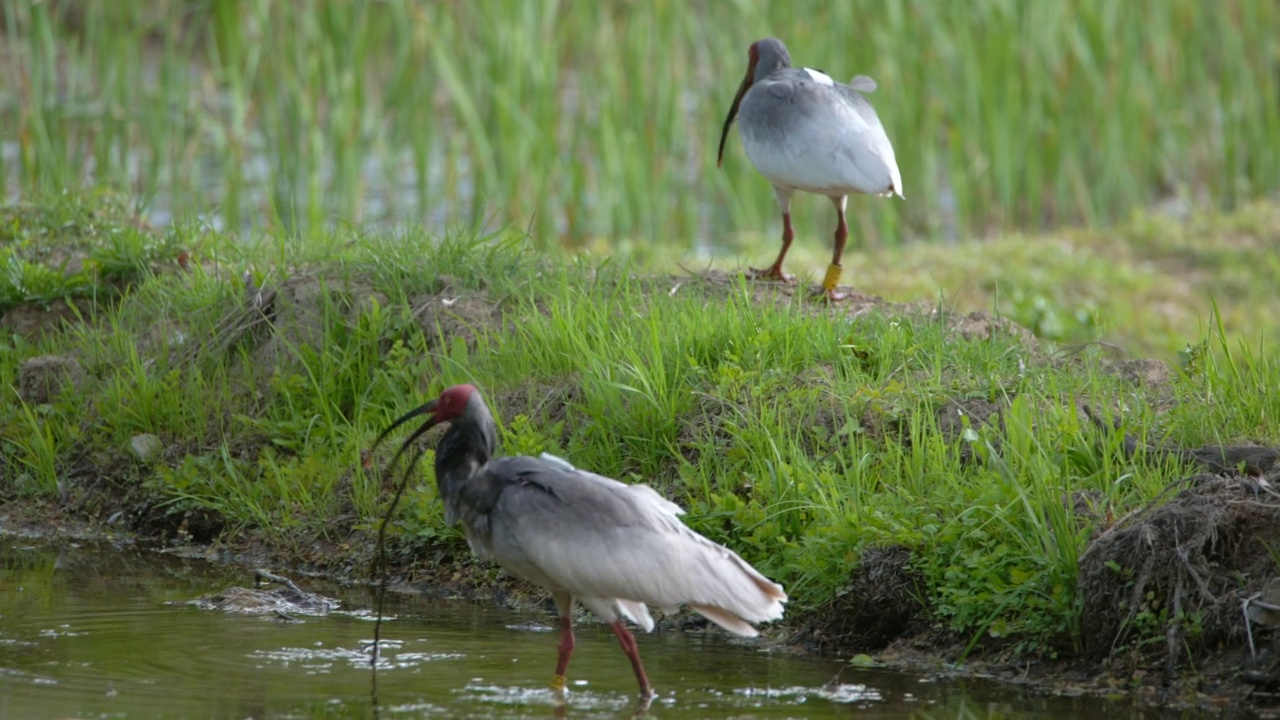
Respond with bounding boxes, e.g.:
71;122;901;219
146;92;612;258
741;78;902;197
803;83;903;197
487;466;786;635
830;84;903;197
539;452;685;517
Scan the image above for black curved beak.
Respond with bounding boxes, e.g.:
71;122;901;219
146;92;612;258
717;62;756;168
371;399;438;452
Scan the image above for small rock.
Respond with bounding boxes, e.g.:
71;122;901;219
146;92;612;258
187;585;339;616
17;355;85;404
848;653;879;668
130;434;164;462
61;254;87;277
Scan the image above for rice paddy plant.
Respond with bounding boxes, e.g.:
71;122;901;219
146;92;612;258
3;1;1278;247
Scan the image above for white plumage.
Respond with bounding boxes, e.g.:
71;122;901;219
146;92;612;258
718;37;904;299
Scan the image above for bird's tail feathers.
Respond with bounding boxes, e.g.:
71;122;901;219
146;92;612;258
689;603;759;637
615;599;655;633
679;538;787;632
848;74;877;92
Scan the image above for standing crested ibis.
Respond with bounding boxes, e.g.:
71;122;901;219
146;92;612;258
372;384;787;699
717;37;903;301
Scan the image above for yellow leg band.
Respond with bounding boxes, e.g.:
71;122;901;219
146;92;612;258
550;674;567;692
823;263;843;291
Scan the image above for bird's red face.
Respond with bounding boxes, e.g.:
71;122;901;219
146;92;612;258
429;384;477;424
717;42;762;168
368;383;478;461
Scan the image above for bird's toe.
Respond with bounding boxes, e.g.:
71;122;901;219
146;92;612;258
812;285;851;303
746;266;795;283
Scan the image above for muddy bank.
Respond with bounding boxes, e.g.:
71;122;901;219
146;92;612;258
802;469;1280;712
5;256;1280;716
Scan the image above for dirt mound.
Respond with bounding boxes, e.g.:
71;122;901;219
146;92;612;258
0;298;90;341
409;285;499;353
1078;473;1280;681
253;274;389;366
682;271;1040;345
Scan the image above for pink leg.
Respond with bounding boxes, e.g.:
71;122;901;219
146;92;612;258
609;620;653;699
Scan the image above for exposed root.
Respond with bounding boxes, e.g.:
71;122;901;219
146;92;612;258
800;545;926;652
1078;473;1280;679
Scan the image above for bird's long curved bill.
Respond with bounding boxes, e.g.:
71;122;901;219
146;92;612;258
716;75;752;168
371;400;438;452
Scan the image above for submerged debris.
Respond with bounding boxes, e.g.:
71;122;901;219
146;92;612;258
187;569;339;619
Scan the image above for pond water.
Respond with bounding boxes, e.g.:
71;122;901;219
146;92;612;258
0;538;1246;719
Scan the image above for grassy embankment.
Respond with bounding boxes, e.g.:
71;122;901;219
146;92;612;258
4;0;1279;246
3;193;1279;671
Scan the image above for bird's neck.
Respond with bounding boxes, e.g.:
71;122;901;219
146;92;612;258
754;57;790;83
433;413;497;521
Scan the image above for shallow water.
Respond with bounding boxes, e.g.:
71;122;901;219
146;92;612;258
0;539;1243;719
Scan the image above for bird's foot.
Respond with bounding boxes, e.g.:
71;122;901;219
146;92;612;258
812;286;853;303
746;266;795;283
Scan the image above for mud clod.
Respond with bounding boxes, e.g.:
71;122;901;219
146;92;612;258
18;354;85;404
946;310;1037;343
1115;358;1174;388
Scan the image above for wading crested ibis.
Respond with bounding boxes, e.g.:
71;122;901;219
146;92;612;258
717;37;903;301
372;384;787;699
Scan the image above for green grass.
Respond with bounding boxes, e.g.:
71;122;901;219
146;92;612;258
741;200;1280;360
3;193;1279;658
2;1;1278;247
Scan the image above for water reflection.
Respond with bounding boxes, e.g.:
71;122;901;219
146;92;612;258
0;539;1248;719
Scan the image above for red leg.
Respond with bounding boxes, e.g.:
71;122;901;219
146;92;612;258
749;211;796;282
818;196;851;301
750;189;797;283
551;614;574;692
609;620;654;699
549;593;575;693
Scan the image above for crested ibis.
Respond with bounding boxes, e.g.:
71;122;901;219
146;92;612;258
718;37;903;300
372;384;787;699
